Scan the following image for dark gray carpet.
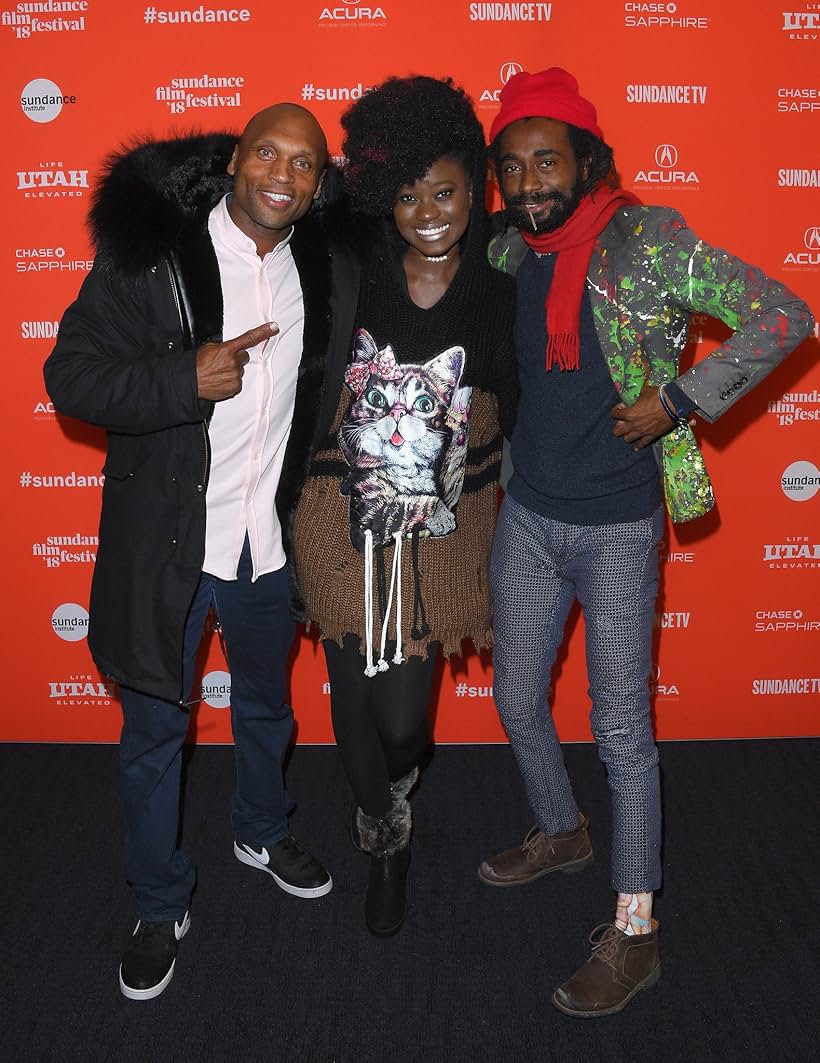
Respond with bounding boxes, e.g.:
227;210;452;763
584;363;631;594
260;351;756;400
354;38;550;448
1;740;816;1062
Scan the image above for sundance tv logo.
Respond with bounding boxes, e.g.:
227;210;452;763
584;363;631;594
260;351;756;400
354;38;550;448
20;77;76;122
626;82;707;104
777;168;820;187
468;2;552;20
633;143;700;187
318;0;387;24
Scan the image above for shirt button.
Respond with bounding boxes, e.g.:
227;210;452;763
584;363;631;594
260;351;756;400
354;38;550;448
167;341;174;349
196;484;203;493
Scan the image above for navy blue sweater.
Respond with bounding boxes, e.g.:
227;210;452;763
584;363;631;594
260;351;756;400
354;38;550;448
508;251;661;526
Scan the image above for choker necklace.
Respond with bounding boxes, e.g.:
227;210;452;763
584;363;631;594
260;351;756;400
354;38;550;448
424;252;450;262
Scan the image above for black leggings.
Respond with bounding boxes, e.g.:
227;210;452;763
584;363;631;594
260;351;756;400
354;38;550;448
323;636;439;818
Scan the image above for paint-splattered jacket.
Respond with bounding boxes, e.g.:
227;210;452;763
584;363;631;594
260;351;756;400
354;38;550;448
489;205;814;522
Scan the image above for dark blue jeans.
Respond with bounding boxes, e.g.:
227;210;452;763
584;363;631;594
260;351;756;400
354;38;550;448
119;539;295;921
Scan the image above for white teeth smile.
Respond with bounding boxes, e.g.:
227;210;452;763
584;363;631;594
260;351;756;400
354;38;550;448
261;191;293;203
416;223;449;238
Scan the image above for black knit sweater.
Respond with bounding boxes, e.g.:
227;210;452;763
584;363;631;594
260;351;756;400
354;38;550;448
292;231;518;660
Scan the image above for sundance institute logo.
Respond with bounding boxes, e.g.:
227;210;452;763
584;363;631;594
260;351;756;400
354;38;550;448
20;78;76;123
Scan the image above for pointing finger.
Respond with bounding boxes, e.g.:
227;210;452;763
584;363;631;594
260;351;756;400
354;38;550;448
225;322;278;353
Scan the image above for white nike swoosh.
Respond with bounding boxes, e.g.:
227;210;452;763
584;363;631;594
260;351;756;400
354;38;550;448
243;844;269;864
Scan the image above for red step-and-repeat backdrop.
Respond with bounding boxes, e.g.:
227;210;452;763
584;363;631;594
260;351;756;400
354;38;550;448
2;0;818;744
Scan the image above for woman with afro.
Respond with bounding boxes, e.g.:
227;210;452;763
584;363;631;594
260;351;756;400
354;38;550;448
292;76;517;935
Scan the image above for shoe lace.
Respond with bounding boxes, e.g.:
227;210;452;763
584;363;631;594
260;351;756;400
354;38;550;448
521;827;543;854
588;923;623;965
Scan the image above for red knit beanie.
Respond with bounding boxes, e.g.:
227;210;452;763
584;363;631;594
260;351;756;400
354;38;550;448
488;67;602;145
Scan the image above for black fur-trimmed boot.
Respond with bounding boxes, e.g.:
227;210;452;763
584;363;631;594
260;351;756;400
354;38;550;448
355;768;418;937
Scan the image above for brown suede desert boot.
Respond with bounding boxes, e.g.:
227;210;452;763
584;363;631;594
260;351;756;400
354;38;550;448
551;920;661;1018
477;814;593;887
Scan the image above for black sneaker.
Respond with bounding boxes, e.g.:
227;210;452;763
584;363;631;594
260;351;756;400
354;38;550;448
119;911;190;1001
234;836;332;898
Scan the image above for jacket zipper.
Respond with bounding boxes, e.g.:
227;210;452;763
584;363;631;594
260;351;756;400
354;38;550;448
164;254;210;489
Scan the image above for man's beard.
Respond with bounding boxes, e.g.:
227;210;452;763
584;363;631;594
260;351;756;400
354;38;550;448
505;177;585;234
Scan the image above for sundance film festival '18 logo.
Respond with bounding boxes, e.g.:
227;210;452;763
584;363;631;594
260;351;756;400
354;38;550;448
479;61;523;106
318;0;387;24
20;78;76;122
3;3;88;39
155;73;244;114
783;225;820;269
767;388;820;427
18;162;88;200
633;143;700;187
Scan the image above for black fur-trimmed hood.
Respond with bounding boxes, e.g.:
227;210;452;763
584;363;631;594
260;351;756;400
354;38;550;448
89;132;237;275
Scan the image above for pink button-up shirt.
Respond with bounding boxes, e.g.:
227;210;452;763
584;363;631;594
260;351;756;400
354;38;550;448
202;195;304;580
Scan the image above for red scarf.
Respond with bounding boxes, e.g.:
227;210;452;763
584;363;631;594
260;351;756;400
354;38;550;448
521;187;642;371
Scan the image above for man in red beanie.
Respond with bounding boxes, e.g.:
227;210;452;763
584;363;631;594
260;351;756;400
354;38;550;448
479;67;813;1017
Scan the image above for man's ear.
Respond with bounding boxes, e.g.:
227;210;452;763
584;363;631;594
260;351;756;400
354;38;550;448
227;144;239;177
312;167;326;200
580;155;591;183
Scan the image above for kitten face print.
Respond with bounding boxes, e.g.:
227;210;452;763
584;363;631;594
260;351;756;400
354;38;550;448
339;328;472;550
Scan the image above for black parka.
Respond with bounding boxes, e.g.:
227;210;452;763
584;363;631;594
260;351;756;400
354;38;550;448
44;133;359;703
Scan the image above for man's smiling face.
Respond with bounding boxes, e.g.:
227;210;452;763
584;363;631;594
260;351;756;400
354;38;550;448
227;104;327;254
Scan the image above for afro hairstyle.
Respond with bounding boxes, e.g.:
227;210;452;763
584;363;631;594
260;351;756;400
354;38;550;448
341;75;486;217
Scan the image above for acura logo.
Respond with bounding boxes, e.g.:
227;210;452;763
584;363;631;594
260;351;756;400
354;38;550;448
500;62;523;85
804;226;820;250
655;144;678;168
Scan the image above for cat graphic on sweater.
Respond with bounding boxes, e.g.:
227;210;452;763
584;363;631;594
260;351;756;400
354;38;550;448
339;328;472;552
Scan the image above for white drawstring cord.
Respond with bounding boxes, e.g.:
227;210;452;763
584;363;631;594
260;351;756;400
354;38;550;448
377;531;403;671
363;530;378;677
392;533;404;665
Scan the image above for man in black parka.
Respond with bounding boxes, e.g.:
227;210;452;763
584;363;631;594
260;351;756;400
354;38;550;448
44;104;359;1000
